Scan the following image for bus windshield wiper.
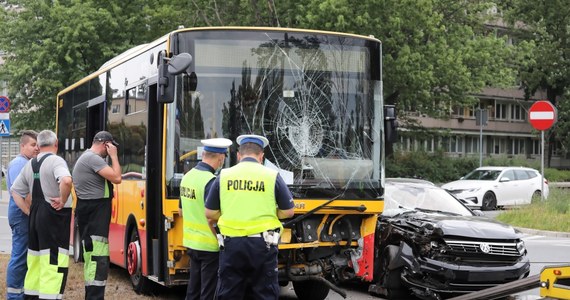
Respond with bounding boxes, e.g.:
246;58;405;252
282;193;344;228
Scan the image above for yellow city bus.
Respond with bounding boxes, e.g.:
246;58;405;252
55;27;395;299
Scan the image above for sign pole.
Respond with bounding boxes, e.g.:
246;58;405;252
528;100;556;201
0;136;2;202
479;120;483;167
541;130;545;201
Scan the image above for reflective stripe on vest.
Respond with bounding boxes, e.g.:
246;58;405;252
218;161;282;237
180;168;218;251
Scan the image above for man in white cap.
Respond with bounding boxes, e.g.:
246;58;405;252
205;134;295;300
180;138;232;300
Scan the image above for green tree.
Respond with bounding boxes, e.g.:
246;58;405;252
501;0;570;166
288;0;517;117
186;0;517;117
0;0;165;130
1;0;518;131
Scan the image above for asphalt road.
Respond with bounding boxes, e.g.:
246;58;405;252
0;190;566;299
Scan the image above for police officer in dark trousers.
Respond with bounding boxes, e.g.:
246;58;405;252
73;131;122;300
180;138;232;300
205;134;295;300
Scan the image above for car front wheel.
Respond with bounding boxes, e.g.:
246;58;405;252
379;245;408;299
481;191;497;211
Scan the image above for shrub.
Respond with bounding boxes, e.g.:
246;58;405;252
386;151;570;183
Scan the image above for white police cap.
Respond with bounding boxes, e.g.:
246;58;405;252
236;134;269;148
201;138;233;154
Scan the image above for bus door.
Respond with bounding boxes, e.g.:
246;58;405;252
145;79;167;282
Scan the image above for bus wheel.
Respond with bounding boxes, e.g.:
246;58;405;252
293;280;330;300
73;219;83;263
127;229;151;294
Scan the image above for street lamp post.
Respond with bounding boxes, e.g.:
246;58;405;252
476;108;488;168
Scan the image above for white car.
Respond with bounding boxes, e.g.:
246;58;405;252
441;166;549;210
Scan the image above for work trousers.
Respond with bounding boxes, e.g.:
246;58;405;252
76;198;111;300
186;249;219;300
215;237;279;300
24;200;71;300
7;215;28;300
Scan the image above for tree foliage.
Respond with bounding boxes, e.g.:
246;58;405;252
501;0;570;162
1;0;519;130
0;0;164;130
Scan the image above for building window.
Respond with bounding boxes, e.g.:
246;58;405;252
466;136;480;153
510;103;526;121
111;104;121;114
511;138;525;155
495;103;507;120
492;137;507;154
444;136;464;153
552;141;563;156
531;140;540;155
416;137;434;152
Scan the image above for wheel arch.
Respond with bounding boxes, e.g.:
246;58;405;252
124;214;139;264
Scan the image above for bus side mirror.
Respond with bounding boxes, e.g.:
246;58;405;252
384;105;398;143
158;52;193;103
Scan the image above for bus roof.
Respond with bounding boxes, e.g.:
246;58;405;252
57;26;381;97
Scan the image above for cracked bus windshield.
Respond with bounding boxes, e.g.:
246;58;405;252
166;30;383;199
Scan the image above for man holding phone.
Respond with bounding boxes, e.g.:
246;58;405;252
72;131;122;299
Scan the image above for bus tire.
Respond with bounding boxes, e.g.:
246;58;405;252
73;218;83;263
127;229;152;294
293;279;330;300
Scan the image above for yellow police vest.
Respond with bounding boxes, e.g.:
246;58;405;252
180;168;218;251
218;161;283;237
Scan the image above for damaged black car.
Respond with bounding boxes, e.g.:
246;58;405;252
371;179;530;299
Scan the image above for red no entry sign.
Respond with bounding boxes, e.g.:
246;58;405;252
529;100;557;131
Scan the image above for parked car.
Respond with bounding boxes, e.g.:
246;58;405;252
441;166;548;211
372;179;530;299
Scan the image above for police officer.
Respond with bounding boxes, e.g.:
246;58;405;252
205;134;295;300
11;130;73;300
180;138;232;300
6;130;39;300
73;131;122;299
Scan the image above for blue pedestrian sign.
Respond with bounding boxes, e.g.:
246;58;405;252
0;118;10;136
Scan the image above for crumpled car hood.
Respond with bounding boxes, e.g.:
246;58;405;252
400;213;520;239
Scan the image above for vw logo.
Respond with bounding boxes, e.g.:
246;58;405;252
480;243;491;253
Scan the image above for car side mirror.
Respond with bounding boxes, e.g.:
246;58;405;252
500;177;510;182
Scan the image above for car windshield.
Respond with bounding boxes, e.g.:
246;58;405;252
383;183;473;217
463;169;501;181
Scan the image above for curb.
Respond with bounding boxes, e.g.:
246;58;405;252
515;226;570;238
